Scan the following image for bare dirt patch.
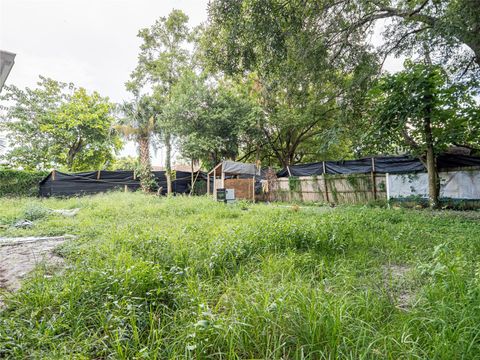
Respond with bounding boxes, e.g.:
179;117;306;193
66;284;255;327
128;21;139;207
382;264;415;310
0;235;75;292
384;264;410;279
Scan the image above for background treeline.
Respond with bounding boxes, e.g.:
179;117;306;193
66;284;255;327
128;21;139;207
1;0;479;205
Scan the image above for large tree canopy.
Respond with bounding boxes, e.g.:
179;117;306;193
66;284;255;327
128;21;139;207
0;76;120;171
206;0;480;80
204;0;379;166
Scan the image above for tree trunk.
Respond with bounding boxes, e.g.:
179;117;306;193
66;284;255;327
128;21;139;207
67;138;83;170
424;119;439;208
191;158;194;195
165;132;172;195
138;136;151;171
423;63;440;209
138;135;152;192
423;79;439;208
278;149;295;169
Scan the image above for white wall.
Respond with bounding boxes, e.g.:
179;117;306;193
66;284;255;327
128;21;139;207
386;170;480;200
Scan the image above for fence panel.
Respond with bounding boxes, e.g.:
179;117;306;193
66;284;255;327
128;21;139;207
269;174;387;204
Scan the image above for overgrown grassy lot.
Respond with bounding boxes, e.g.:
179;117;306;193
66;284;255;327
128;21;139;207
1;193;480;359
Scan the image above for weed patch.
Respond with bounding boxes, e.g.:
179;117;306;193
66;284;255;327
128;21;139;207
1;193;480;358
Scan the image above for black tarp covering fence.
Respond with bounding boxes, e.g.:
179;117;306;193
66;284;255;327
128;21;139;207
39;170;205;197
277;154;480;177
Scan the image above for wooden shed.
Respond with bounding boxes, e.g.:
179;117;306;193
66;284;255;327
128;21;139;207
207;161;260;201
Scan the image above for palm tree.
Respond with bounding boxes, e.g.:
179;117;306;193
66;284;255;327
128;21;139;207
117;95;157;191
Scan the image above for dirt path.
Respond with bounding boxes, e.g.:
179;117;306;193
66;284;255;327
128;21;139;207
0;235;74;291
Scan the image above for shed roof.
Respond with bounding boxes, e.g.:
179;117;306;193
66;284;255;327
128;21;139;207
208;160;260;176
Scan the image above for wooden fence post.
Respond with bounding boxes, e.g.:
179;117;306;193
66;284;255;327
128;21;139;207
207;173;210;195
322;161;329;203
287;165;292;177
213;168;217;200
371;157;377;200
52;169;56;181
191;159;194;193
97;170;101;180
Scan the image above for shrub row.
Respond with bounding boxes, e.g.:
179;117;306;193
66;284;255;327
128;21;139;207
0;169;48;197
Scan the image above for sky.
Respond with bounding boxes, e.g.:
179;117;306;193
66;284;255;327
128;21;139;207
0;0;210;164
0;0;404;165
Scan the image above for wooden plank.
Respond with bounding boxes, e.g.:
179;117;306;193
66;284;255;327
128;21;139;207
371;157;377;200
213;168;217;200
287;166;292;176
322;161;329;203
191;159;194;192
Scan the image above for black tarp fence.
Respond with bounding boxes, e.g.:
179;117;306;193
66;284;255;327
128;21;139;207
39;170;206;197
277;154;480;177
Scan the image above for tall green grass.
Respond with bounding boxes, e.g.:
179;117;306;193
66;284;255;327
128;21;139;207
1;192;480;359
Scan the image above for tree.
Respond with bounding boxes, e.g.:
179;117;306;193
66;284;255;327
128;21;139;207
127;9;191;194
165;71;262;169
351;0;480;78
365;61;479;207
204;2;378;167
111;156;139;171
206;0;480;81
116;96;157;192
0;76;120;171
245;72;359;167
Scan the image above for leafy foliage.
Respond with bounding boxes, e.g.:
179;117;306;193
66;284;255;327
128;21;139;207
204;0;379;166
165;71;262;169
0;169;48;197
363;61;479;207
110;156;139;171
206;0;480;81
203;0;479;169
364;61;480;155
116;96;158;191
0;76;121;171
126;10;191;95
375;0;480;80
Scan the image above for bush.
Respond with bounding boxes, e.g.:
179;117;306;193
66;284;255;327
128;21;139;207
23;204;50;221
0;169;48;197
